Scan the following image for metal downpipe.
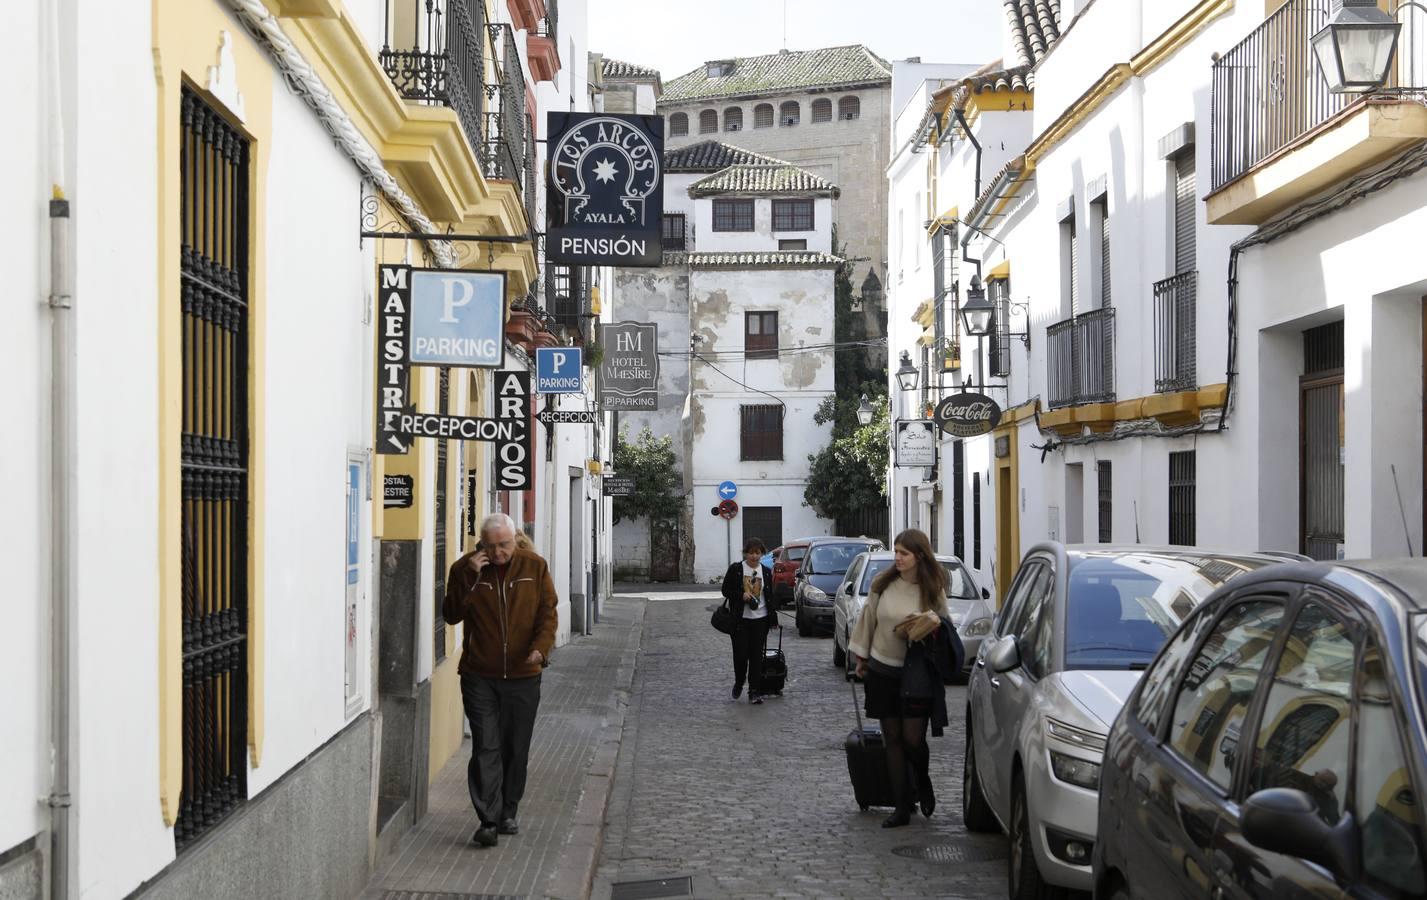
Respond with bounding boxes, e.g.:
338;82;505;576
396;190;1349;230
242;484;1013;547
48;192;74;900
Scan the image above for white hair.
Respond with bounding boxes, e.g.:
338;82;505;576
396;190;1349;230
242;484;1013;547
479;513;517;538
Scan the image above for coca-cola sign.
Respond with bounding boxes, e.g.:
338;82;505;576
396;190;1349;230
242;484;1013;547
934;392;1002;438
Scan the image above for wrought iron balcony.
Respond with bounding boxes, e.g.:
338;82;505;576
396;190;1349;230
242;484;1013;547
1047;307;1116;409
546;263;590;342
484;22;534;227
1153;271;1197;393
1211;0;1427;189
661;212;692;251
379;0;486;160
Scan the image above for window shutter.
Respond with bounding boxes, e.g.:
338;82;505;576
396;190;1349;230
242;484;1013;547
1100;206;1111;308
1174;152;1196;275
1068;216;1080;316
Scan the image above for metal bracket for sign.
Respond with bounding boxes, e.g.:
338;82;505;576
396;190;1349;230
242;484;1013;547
360;230;534;244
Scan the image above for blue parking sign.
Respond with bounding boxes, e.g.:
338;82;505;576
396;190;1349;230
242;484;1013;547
536;347;584;393
407;269;506;368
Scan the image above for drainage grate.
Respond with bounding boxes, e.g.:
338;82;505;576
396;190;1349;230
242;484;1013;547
382;892;523;900
891;841;1009;864
609;876;695;900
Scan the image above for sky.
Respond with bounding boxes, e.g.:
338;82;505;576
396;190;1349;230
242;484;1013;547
587;0;1002;84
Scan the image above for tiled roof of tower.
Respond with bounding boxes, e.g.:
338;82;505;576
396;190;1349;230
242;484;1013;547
672;251;843;268
688;163;839;198
661;45;891;103
1004;0;1063;67
602;57;661;82
664;140;790;173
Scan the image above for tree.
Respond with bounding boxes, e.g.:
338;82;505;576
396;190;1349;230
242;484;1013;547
803;393;889;523
611;426;683;525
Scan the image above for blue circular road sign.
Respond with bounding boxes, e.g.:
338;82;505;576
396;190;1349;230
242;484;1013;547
718;481;738;500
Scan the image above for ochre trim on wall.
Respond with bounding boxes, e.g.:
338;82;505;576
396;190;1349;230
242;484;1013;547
1130;0;1237;78
153;0;275;823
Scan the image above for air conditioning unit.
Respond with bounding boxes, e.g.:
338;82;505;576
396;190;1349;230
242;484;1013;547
783;117;797;126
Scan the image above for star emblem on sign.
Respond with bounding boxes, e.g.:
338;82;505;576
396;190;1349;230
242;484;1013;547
593;158;618;184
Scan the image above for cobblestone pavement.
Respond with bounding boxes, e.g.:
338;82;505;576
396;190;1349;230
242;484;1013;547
595;590;1011;900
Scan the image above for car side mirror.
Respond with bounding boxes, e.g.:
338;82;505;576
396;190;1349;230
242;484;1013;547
986;635;1020;673
1240;789;1357;878
982;587;991;600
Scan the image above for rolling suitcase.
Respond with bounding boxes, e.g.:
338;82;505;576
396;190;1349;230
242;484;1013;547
845;678;897;810
761;624;787;695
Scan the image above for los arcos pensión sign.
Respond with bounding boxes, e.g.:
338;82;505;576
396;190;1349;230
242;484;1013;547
934;392;1002;438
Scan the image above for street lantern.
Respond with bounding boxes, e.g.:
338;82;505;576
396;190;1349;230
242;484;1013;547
960;275;995;338
1312;0;1401;94
856;394;875;426
895;350;919;392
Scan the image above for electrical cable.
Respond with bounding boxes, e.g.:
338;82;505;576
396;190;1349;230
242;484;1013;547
692;352;789;419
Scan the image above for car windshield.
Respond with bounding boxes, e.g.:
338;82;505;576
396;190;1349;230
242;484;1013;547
786;547;807;561
806;543;870;575
1063;553;1273;670
859;559;980;599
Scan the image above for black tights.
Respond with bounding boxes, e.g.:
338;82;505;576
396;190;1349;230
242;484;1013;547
880;716;930;810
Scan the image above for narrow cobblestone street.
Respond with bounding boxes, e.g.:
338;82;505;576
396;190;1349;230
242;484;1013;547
595;590;1009;900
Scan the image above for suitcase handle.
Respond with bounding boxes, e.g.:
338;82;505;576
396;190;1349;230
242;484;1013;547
851;671;865;738
762;623;783;653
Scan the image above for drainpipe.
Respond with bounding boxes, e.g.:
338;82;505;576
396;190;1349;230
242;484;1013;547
952;105;982;202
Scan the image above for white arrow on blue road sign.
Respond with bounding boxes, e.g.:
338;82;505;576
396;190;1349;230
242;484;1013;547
718;480;737;500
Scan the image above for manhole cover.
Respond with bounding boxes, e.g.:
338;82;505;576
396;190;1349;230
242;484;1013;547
891;841;1008;863
382;892;522;900
609;876;695;899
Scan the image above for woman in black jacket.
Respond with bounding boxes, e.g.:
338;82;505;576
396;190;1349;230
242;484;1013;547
720;538;779;704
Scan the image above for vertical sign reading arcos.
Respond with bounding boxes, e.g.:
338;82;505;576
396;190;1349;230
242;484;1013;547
547;113;664;267
376;265;411;454
495;370;532;490
599;321;659;410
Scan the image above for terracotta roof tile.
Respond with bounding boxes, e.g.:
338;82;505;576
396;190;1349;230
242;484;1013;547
661;45;890;103
663;140;789;173
601;57;661;81
681;250;843;268
687;163;839;197
1004;0;1063;67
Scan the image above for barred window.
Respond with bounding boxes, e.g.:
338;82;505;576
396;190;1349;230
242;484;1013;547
746;311;778;359
740;404;783;460
743;507;783;552
434;368;450;661
699;109;718;134
754;103;774;128
669;112;688;136
838;96;860;120
1098;460;1112;543
724;107;743;131
778;239;807;251
989;277;1011;378
712;199;754;232
780;101;800;126
811;98;833;123
1169;450;1196;546
772;199;814;232
662;213;687;250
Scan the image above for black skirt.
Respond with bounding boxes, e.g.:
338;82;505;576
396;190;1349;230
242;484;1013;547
862;667;934;720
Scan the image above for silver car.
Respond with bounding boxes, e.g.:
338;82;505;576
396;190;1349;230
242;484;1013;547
831;551;993;680
963;543;1293;899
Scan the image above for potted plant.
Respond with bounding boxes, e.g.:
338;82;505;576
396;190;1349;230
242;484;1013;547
505;302;540;349
585;341;605;369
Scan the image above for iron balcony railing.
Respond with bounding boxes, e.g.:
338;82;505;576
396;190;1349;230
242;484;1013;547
546;263;590;341
1153;271;1198;393
536;0;557;40
661;213;693;251
1211;0;1427;189
1047;307;1116;409
484;22;533;227
380;0;486;158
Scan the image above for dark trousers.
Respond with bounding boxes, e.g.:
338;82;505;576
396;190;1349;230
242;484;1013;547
460;672;542;826
730;615;771;694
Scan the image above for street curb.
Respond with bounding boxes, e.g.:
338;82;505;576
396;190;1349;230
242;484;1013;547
542;597;646;900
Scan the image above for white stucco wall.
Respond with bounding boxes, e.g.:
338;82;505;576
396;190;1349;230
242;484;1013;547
692;195;833;254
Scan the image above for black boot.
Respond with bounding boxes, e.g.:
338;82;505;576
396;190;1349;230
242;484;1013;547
881;766;915;828
916;746;935;817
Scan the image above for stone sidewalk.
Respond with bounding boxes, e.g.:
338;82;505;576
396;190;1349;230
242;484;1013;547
360;593;645;900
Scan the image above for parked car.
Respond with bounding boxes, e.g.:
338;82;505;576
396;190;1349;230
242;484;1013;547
832;550;992;680
1094;559;1427;900
760;546;778;573
771;540;812;607
962;543;1291;899
792;537;882;635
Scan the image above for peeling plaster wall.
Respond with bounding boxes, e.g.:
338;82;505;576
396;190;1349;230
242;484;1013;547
693;196;834;254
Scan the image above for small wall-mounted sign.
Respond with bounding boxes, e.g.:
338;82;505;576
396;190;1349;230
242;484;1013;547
895;420;937;468
995;435;1011;458
603;475;636;497
383;474;414;509
934;391;1003;438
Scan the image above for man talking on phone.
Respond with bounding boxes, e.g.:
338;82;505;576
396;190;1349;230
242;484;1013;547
443;513;558;848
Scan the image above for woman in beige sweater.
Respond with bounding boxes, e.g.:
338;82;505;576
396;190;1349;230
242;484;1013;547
848;528;948;827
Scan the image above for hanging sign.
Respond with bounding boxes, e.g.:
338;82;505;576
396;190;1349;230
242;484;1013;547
599;321;659;410
934;392;1003;438
535;347;584;393
895;420;938;467
603;476;636;497
537;409;599;426
495;370;533;491
546;112;664;267
395;413;523;441
406;268;506;368
375;265;412;455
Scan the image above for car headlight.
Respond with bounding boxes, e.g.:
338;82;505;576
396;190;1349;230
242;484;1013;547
1049;751;1102;789
960;617;992;637
1045;717;1107;752
804;585;828;602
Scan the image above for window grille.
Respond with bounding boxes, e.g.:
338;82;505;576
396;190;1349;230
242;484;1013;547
1065;213;1079;316
838;96;860;120
1169;450;1196;546
746;311;778;358
990;277;1011;378
434;368;450;662
772;199;814;232
669;112;688;136
662;213;687;250
780;101;800;126
699;109;717;134
754;103;774;128
742;507;783;552
724;107;743;131
1097;460;1112;543
177;86;250;851
1304;320;1344;374
712;198;754;232
812;98;832;123
972;472;982;568
953;441;965;561
740;405;783;460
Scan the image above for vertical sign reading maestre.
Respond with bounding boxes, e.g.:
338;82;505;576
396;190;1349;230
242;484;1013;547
599;321;659;410
495;370;532;490
375;265;411;454
547;112;664;267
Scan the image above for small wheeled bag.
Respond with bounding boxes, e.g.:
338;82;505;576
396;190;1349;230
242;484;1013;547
844;679;896;810
761;624;787;694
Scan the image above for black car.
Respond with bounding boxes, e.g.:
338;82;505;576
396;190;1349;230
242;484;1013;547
792;537;881;636
1094;560;1427;900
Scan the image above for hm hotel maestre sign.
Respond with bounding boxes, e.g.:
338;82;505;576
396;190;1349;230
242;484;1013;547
547;112;664;267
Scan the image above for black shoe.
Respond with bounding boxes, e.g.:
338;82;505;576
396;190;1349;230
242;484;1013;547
919;781;936;818
881;808;913;828
749;692;764;705
497;818;519;835
732;683;744;700
472;825;499;847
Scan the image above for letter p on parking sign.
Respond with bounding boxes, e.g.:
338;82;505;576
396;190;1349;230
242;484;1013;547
535;347;584;394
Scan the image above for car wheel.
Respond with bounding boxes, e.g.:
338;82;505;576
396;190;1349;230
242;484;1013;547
961;720;998;833
1008;771;1063;900
796;600;811;637
832;635;846;668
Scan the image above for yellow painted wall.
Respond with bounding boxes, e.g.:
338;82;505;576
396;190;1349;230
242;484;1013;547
152;0;274;824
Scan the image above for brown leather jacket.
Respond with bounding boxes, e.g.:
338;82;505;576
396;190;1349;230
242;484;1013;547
443;548;558;679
